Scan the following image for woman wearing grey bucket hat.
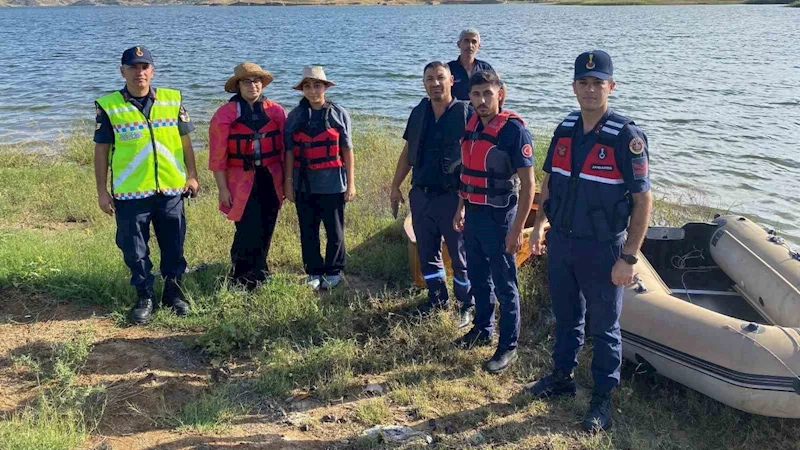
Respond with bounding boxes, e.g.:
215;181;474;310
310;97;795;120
208;62;287;290
284;65;356;291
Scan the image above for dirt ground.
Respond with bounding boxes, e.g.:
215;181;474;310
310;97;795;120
0;291;461;450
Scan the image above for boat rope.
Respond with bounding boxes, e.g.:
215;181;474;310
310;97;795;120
723;324;800;381
767;232;800;261
672;248;717;304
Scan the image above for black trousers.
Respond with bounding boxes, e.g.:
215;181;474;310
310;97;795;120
296;192;346;276
114;194;187;298
230;167;280;281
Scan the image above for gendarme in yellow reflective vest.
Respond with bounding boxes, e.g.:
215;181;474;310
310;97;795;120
96;88;186;200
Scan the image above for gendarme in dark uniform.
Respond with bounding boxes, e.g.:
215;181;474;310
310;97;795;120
525;50;653;433
93;46;198;324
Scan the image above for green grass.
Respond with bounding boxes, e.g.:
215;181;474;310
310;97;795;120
789;0;799;6
2;328;104;450
355;397;393;426
173;385;246;433
2;118;798;449
0;398;88;450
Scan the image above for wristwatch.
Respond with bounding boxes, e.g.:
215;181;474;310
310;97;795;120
620;253;638;265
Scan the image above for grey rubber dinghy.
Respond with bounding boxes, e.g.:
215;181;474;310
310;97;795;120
623;215;800;418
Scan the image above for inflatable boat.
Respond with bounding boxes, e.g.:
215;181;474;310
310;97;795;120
623;215;800;418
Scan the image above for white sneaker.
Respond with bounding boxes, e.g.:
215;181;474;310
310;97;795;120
306;275;321;291
320;274;341;290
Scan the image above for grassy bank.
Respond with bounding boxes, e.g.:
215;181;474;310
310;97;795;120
1;121;799;450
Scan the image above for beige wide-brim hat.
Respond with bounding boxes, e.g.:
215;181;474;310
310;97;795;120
292;65;336;91
224;62;274;94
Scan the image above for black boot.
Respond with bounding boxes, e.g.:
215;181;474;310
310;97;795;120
524;368;577;399
453;327;492;349
457;306;474;329
162;277;190;316
130;286;154;324
583;391;613;432
485;347;518;374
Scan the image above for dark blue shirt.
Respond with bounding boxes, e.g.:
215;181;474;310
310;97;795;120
93;86;194;144
543;109;650;194
447;58;495;101
284;101;353;194
402;101;474;187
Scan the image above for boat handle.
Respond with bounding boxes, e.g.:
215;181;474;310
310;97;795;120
632;274;647;293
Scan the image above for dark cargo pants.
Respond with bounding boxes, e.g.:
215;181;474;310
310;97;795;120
410;186;473;309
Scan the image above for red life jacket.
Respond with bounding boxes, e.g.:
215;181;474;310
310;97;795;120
292;103;342;171
459;110;524;208
226;99;283;171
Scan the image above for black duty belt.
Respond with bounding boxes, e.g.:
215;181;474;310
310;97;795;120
415;185;452;195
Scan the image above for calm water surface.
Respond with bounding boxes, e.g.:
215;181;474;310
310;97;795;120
0;4;798;242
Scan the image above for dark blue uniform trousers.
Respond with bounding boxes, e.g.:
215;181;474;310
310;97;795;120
114;194;187;296
547;230;624;394
463;201;520;351
410;187;472;307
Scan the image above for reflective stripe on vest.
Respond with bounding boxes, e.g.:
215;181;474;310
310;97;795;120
545;110;633;241
226;100;283;171
292;104;342;171
96;88;185;200
459;110;523;208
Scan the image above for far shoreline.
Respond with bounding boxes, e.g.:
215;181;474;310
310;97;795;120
2;0;796;7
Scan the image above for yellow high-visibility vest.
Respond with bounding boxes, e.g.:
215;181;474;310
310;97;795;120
96;88;186;199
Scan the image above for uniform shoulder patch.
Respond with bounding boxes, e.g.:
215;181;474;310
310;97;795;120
521;144;533;158
629;136;645;155
632;156;649;180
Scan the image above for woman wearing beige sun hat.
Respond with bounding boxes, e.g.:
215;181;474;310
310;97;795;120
284;65;355;291
208;62;287;289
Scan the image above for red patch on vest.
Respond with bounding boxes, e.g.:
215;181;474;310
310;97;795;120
521;144;532;158
557;144;567;157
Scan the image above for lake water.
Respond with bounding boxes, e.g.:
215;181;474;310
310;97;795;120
0;4;798;243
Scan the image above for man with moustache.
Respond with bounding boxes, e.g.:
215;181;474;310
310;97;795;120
524;50;652;432
390;61;474;327
453;71;535;374
448;29;495;101
94;46;199;324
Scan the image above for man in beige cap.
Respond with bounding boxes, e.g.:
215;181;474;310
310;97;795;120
284;66;354;290
209;62;287;289
448;28;495;101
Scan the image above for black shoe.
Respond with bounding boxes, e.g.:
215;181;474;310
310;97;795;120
453;327;492;349
162;278;190;316
523;368;577;399
485;348;518;374
457;307;474;329
130;297;154;324
583;392;613;432
417;300;448;316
